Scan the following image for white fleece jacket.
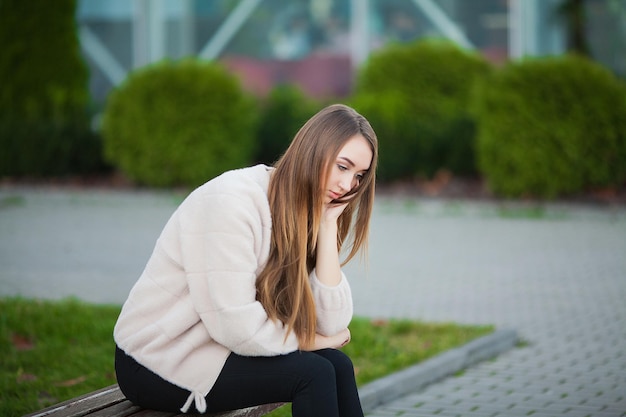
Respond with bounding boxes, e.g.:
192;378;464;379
113;164;354;413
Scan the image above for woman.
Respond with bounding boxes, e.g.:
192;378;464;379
114;103;378;416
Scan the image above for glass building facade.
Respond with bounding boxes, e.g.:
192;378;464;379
77;0;626;105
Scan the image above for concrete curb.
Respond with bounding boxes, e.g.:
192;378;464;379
358;328;519;413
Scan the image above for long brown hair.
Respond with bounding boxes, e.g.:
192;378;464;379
256;104;378;349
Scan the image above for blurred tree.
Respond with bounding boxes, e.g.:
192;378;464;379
0;0;103;176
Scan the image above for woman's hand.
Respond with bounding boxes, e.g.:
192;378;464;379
321;200;349;225
301;328;351;351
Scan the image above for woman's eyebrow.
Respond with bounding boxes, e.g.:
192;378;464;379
338;156;355;167
338;156;370;172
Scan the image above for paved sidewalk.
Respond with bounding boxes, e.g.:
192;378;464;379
1;187;625;416
349;198;626;416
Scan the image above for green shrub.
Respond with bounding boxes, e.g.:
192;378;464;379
473;54;626;198
0;0;103;176
102;59;257;187
0;123;106;177
350;92;420;182
353;39;492;181
254;85;318;165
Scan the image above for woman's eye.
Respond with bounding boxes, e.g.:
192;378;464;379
338;164;348;171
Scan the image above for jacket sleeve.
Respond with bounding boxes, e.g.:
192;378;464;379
309;269;354;336
179;189;299;357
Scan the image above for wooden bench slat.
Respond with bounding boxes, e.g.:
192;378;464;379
25;384;284;417
125;408;177;417
25;385;126;417
81;400;142;417
203;403;285;417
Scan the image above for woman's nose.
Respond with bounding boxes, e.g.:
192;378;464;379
338;174;352;191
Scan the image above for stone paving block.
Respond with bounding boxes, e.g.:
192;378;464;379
560;409;603;417
575;388;624;405
363;410;398;417
600;407;626;417
565;403;620;414
449;403;505;415
496;392;535;404
435;413;492;417
494;412;556;417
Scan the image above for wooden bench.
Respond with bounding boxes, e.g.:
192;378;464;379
24;384;284;417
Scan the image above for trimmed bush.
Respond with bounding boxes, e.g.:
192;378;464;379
350;92;420;182
102;59;257;187
353;39;492;181
254;85;318;165
0;0;103;176
473;54;626;198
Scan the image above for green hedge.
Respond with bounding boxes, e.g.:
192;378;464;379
254;85;318;165
102;59;257;187
0;0;102;176
350;91;419;182
473;54;626;198
352;39;492;182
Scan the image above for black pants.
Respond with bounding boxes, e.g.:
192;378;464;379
115;346;363;417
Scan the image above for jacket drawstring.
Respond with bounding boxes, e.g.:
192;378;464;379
181;391;207;414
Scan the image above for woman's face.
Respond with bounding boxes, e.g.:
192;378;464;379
324;134;373;204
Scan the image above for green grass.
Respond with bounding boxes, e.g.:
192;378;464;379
0;297;493;416
0;298;119;416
